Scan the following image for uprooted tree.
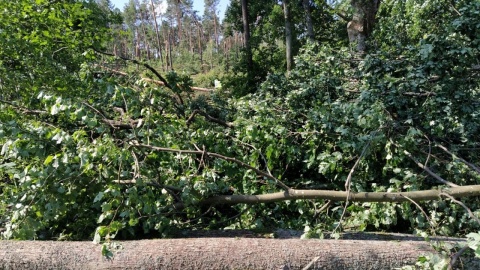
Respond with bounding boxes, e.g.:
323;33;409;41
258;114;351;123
1;0;480;268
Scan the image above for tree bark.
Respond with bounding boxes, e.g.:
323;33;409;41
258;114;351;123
303;0;315;42
347;0;381;53
283;0;293;72
149;0;165;69
0;238;438;269
241;0;253;70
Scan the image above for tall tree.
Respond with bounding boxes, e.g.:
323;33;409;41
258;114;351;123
302;0;314;42
283;0;293;72
149;0;165;69
123;0;140;58
96;0;115;13
204;0;220;48
347;0;381;52
241;0;252;70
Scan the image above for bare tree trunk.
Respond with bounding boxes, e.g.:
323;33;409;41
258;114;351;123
283;0;293;72
175;0;183;47
347;0;381;53
241;0;252;70
188;23;194;54
139;10;151;60
196;24;204;71
303;0;314;42
224;38;230;71
163;26;169;70
213;11;219;49
168;29;173;69
0;238;440;269
149;0;164;69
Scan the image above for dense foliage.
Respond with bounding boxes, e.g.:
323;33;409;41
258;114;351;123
0;0;479;251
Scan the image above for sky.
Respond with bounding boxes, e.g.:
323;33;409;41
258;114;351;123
109;0;230;21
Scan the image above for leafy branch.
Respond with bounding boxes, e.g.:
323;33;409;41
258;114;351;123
129;142;291;191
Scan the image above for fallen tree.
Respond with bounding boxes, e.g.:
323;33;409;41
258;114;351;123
0;238;440;270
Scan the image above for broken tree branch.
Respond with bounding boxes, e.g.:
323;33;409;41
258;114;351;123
129;142;291;191
336;137;372;232
92;48;172;90
186;109;234;128
162;185;480;210
437;144;480;174
403;149;459;187
0;99;47;115
98;65;212;93
441;192;480;225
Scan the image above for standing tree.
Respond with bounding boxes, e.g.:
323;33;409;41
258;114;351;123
240;0;253;70
303;0;315;42
283;0;293;72
347;0;381;52
149;0;165;69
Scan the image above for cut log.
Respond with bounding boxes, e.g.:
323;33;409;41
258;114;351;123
0;238;437;269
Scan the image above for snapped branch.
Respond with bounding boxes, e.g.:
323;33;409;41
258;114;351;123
164;185;480;210
129;142;291;191
92;48;172;90
186;109;234;128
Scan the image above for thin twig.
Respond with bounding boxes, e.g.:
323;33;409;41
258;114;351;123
437;144;480;174
403;150;459;187
234;140;273;179
441;192;480;225
423;135;432;169
96;65;212;92
448;245;469;270
450;2;462;16
81;102;117;129
92;48;186;117
400;194;436;229
334;138;372;233
186;109;234;128
0;99;47;114
302;256;320;270
312;200;332;219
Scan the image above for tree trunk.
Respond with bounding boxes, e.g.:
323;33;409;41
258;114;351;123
0;238;440;269
347;0;381;53
197;25;203;70
175;0;183;46
303;0;314;42
213;15;219;49
149;0;164;69
168;30;173;69
241;0;253;70
283;0;293;72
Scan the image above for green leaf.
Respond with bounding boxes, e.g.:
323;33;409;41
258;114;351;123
43;155;54;165
94;192;104;203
